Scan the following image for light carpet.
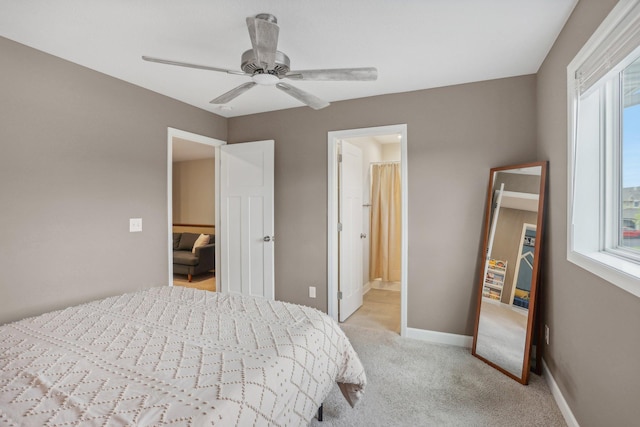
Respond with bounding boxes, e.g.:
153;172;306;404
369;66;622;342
310;324;566;426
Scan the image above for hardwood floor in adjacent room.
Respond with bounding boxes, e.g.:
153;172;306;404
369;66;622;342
172;276;398;333
344;288;400;333
173;273;216;292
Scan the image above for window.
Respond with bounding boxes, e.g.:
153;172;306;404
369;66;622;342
621;58;640;253
568;0;640;298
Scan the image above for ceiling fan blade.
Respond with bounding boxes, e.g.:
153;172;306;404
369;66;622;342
142;56;247;75
210;82;257;104
276;82;330;110
286;67;378;81
246;15;279;69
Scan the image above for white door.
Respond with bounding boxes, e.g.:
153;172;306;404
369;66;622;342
218;140;274;299
339;141;364;321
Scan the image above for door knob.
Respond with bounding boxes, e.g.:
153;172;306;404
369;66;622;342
360;233;367;239
263;235;274;242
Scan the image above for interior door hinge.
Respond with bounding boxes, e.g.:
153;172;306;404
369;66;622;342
338;154;343;162
337;223;343;232
337;291;343;300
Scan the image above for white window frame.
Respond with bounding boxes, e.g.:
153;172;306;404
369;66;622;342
567;0;640;299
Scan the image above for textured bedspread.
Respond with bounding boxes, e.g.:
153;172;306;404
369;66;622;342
0;287;366;426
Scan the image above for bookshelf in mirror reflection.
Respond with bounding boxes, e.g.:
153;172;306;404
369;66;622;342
483;259;507;301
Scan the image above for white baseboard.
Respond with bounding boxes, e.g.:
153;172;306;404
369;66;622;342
406;327;473;348
363;282;372;295
542;358;580;427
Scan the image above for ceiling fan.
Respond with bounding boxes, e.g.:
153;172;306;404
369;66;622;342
142;13;377;110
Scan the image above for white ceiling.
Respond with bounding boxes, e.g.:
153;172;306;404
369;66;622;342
1;0;577;118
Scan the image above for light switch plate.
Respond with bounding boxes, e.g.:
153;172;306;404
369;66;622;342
130;218;142;232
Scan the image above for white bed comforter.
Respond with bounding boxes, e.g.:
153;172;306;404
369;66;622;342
0;287;366;426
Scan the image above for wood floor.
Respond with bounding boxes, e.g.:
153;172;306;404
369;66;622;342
172;276;399;334
173;272;216;292
344;288;400;333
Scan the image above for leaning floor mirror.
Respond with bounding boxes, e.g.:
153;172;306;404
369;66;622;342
472;161;547;384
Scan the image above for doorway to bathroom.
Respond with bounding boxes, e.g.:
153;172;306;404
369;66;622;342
327;124;408;336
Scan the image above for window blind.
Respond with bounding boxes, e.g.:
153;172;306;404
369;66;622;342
576;1;640;95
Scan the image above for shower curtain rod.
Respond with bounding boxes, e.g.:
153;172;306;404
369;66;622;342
369;161;400;165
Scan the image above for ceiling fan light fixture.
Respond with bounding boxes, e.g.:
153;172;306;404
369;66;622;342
252;73;280;85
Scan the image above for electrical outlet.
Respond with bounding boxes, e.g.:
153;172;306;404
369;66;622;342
129;218;142;232
545;325;550;345
309;286;316;298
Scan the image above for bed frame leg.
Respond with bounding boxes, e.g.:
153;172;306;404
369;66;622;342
188;273;192;282
317;404;323;421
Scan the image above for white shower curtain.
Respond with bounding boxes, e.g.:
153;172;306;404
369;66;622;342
369;162;401;282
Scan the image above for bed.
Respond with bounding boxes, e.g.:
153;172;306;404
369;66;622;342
0;287;366;425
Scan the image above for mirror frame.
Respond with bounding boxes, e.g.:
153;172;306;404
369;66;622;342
471;160;548;384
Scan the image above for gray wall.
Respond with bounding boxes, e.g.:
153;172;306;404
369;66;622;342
536;1;640;426
494;171;541;194
172;158;215;225
0;37;226;324
228;75;537;335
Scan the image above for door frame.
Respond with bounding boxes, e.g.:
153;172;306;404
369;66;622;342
327;124;408;336
509;223;537;306
167;127;225;285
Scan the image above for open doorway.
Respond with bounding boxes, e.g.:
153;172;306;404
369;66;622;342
167;128;224;292
327;124;408;336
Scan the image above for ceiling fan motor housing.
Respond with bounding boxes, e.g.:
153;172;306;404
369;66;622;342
241;49;290;77
254;13;277;24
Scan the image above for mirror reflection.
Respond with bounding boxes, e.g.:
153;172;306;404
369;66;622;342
473;162;546;383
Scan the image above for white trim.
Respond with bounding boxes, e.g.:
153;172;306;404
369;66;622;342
542;359;580;427
166;127;225;287
327;124;408;336
363;281;372;295
406;327;473;348
400;126;408;338
566;251;640;298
